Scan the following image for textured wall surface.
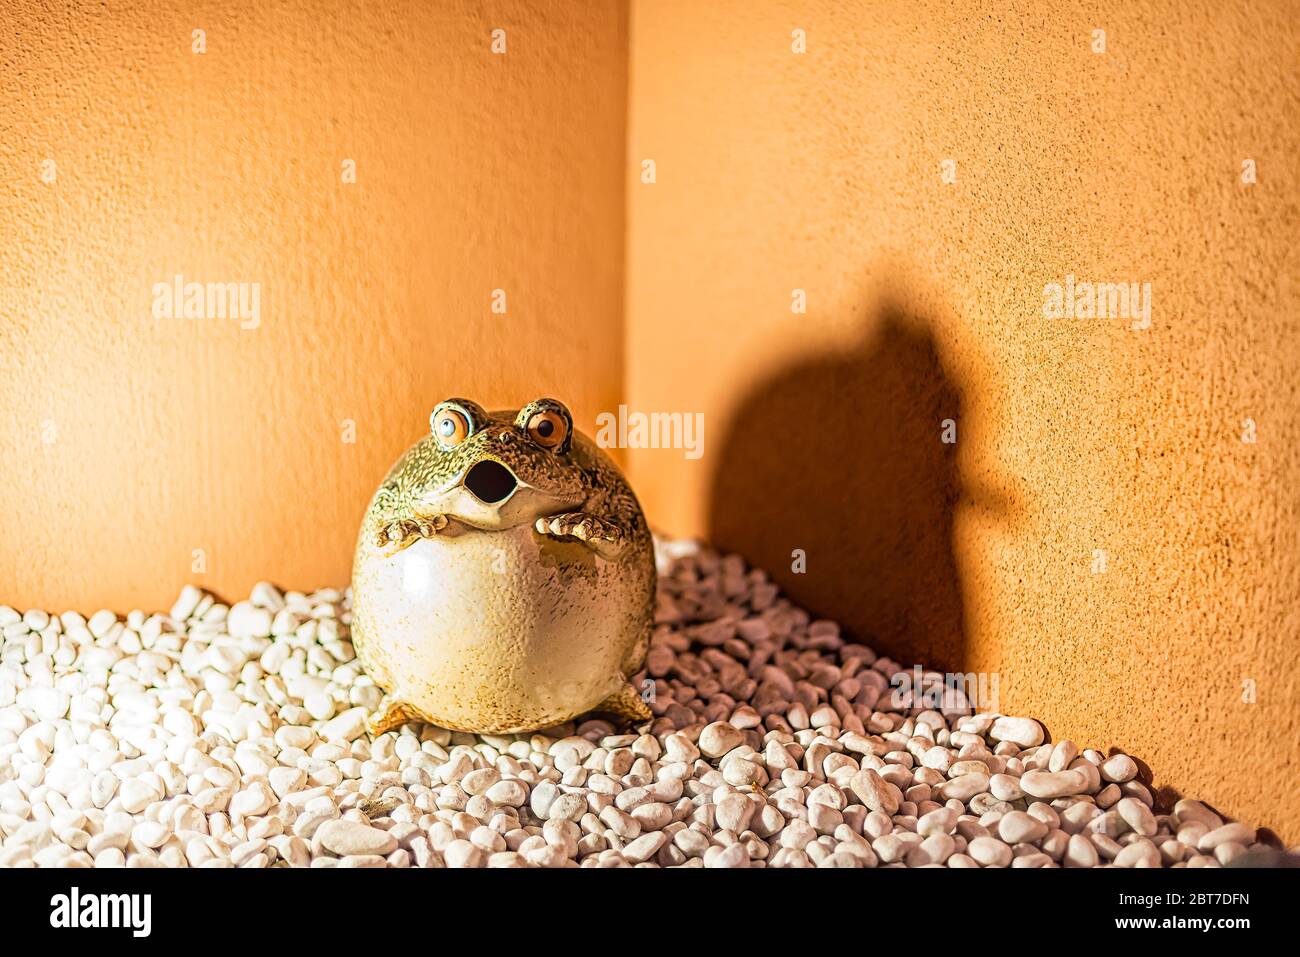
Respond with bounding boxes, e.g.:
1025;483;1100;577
626;0;1300;838
0;1;628;611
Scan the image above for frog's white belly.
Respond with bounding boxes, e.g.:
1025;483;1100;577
352;524;650;733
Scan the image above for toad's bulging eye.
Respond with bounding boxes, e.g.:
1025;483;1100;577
431;407;471;448
528;410;568;450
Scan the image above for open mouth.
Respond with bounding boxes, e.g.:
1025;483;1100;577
462;459;518;504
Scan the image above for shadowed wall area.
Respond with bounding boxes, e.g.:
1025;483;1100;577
709;306;982;675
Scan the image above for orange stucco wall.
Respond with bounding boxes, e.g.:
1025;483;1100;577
1;1;628;611
625;0;1299;839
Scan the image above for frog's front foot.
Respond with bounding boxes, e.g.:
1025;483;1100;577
374;514;448;553
367;695;424;736
534;512;627;560
591;681;653;726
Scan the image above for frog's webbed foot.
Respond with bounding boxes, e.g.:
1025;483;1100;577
534;512;627;560
367;695;424;736
589;681;653;726
374;514;448;554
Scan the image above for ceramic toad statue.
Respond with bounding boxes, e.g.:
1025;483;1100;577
351;397;656;735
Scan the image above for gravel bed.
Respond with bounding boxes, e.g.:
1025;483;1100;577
0;538;1275;868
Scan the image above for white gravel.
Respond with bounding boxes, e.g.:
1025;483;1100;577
0;538;1278;868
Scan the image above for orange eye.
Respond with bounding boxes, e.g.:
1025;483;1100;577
527;410;568;450
431;407;471;448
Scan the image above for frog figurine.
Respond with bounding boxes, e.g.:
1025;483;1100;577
351;397;656;735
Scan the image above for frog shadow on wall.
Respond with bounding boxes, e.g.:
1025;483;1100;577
707;304;1006;677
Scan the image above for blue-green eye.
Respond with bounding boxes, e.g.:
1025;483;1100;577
431;407;471;447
